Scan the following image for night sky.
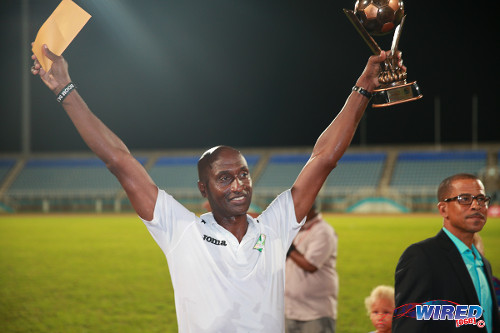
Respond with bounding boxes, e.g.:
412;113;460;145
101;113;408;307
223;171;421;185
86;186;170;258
1;0;498;153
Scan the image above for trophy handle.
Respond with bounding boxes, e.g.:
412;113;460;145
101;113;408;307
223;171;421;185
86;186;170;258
390;15;405;55
389;16;405;70
343;9;381;55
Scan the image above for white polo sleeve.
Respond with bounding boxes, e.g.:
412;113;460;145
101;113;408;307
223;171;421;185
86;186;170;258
140;189;198;255
259;189;305;252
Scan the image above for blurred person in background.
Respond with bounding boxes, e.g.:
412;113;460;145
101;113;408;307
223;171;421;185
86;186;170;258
285;204;338;333
364;285;394;333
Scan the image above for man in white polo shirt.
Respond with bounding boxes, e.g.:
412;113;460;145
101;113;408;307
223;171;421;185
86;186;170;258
145;160;303;331
31;43;397;331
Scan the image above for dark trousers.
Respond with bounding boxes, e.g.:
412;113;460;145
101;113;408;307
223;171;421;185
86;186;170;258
285;317;336;333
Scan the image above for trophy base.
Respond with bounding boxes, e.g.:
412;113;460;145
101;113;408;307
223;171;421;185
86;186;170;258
372;81;423;108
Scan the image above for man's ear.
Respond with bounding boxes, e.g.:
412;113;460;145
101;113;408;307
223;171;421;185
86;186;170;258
437;201;447;218
198;181;207;198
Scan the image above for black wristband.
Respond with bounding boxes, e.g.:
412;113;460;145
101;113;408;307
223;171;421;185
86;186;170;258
56;82;77;103
352;85;372;99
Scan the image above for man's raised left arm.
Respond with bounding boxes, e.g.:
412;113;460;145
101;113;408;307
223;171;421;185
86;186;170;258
291;51;403;222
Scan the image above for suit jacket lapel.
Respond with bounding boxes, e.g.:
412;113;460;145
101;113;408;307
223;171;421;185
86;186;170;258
436;230;481;304
481;253;500;330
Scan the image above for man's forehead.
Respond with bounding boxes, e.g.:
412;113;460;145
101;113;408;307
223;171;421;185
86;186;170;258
450;178;485;193
211;151;248;171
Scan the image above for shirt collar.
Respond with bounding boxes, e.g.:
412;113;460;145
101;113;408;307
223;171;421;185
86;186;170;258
442;227;483;263
200;212;259;231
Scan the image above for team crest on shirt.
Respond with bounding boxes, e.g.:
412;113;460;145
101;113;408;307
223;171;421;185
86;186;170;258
253;234;266;252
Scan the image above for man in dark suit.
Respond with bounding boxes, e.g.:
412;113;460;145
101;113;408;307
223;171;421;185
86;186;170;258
393;173;499;333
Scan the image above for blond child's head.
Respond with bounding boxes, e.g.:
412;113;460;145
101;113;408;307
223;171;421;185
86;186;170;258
365;285;395;333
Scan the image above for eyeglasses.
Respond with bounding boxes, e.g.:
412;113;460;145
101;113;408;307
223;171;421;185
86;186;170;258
443;194;491;207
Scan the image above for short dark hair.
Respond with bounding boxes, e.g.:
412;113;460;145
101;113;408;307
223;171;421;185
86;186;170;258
437;173;480;202
197;146;241;183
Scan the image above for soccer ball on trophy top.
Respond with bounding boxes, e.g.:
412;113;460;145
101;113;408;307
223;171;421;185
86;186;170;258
354;0;405;36
343;0;422;107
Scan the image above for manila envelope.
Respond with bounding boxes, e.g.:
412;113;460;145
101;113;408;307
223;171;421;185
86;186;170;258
32;0;91;71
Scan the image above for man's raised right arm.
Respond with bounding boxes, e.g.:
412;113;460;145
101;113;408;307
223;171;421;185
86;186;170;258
31;44;157;220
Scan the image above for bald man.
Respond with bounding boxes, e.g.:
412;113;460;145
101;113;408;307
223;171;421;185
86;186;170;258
32;43;396;332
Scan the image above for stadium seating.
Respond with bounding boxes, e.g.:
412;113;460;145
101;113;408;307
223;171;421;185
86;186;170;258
0;146;498;213
150;154;260;194
390;150;487;195
0;158;16;183
325;152;386;191
254;153;310;195
149;156;200;194
6;157;145;196
255;152;386;196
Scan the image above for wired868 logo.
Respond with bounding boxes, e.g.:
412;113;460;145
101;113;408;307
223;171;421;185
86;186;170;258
394;300;485;329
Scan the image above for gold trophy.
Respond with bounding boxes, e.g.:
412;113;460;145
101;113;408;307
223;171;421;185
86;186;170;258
344;0;422;107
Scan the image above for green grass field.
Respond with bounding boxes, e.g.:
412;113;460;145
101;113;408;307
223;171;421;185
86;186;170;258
1;214;499;332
